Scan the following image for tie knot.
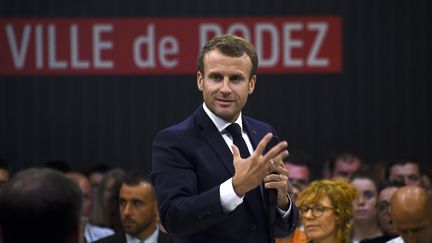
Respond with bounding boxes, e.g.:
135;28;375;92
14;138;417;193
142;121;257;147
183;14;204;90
225;123;242;138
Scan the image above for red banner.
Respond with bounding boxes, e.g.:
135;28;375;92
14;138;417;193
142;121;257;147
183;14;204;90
0;17;341;75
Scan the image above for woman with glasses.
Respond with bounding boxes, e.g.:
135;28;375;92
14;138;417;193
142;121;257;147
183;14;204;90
296;179;357;243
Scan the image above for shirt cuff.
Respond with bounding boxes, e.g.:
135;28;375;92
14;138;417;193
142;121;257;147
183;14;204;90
277;193;293;219
220;178;244;213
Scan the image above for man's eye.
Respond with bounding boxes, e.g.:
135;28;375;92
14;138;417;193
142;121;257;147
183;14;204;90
133;201;143;207
230;75;243;82
209;74;223;81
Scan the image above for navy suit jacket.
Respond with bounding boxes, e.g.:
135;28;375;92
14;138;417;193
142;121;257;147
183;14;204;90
151;106;298;243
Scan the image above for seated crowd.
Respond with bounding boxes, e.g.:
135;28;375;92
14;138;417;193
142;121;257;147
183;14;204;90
0;153;431;243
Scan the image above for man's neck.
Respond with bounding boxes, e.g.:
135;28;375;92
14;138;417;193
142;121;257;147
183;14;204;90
202;103;242;131
134;224;157;241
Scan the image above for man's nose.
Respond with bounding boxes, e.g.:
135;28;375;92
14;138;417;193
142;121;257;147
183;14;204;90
220;79;231;93
122;203;132;215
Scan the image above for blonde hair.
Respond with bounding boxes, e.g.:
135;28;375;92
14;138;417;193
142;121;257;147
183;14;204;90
296;179;358;242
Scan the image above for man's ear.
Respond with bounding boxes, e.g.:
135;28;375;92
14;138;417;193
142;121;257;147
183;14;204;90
197;71;204;91
248;75;256;94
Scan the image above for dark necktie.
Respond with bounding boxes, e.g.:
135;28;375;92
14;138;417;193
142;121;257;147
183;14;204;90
225;123;270;241
225;123;250;158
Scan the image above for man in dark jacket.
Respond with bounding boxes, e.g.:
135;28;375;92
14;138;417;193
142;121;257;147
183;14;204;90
95;172;171;243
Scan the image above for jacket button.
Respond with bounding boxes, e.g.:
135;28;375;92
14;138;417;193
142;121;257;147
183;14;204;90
250;224;257;231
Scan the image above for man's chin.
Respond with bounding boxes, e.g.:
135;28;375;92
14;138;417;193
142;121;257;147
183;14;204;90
124;228;138;235
214;110;238;122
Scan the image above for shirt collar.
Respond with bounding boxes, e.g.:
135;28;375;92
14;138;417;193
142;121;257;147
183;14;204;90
202;103;243;133
125;228;158;243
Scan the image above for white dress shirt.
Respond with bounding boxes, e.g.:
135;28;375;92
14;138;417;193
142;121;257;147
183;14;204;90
125;229;158;243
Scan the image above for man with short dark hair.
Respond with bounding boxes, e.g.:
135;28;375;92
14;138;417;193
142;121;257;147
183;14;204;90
0;168;83;243
283;152;311;189
152;34;298;243
95;172;171;243
386;159;422;186
325;151;362;180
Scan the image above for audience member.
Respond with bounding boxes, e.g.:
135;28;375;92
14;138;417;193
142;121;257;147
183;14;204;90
95;172;172;243
0;168;82;243
84;164;112;229
325;151;362;180
91;168;125;232
0;158;10;188
387;186;432;243
84;164;112;195
67;172;114;242
296;179;357;243
277;153;310;243
360;182;402;243
385;159;422;186
350;172;383;242
283;152;311;191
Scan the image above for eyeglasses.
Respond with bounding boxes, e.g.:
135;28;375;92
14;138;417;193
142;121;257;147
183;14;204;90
376;201;390;213
299;204;334;218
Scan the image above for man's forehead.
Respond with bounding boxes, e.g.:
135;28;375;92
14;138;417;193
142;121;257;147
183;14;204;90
392;163;420;171
379;187;398;201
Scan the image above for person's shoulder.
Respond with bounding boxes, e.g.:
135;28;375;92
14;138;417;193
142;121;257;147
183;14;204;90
158;230;174;243
243;115;273;130
159;107;203;132
93;232;125;243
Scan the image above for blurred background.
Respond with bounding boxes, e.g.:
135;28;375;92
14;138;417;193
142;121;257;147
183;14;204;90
0;0;430;179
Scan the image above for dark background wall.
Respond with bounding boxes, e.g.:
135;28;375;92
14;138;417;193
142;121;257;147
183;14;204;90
1;0;431;178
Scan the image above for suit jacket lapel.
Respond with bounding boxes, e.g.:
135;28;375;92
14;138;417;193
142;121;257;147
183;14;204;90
194;107;235;175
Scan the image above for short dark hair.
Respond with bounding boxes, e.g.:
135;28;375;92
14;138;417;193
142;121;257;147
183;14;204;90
327;151;362;172
0;168;83;243
0;157;10;174
283;152;311;169
197;34;258;79
123;171;151;186
350;170;383;194
377;180;404;194
385;158;421;180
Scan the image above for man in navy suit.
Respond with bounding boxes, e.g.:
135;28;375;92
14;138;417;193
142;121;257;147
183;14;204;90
94;172;172;243
151;34;299;243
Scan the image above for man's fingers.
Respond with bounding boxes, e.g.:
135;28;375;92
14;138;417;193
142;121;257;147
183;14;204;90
264;142;288;163
254;133;288;162
253;133;274;155
232;144;241;160
263;174;289;190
